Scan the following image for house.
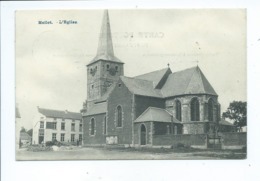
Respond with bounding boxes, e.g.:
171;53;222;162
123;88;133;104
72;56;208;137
20;132;32;146
32;107;83;145
81;10;234;147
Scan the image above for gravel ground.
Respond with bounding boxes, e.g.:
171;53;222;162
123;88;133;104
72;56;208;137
16;146;246;161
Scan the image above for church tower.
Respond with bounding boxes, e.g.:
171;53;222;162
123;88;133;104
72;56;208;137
86;10;124;104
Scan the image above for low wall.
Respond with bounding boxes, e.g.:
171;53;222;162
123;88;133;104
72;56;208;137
153;134;207;148
220;132;247;149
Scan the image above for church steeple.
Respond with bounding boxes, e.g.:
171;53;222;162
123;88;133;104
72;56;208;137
88;10;123;66
86;10;124;104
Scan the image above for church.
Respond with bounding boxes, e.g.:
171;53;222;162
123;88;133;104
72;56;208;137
81;10;226;147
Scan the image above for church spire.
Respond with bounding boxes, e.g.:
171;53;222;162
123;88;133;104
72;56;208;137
97;10;114;58
88;10;123;66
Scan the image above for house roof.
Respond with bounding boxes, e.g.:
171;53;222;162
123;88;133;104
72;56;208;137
134;107;181;123
20;132;31;140
38;107;82;120
84;102;107;116
134;68;172;88
120;76;163;98
161;66;217;97
87;10;123;66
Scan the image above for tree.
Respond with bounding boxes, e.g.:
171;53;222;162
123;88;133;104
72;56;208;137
222;101;247;131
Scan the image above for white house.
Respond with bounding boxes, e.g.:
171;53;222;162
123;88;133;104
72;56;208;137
32;107;83;145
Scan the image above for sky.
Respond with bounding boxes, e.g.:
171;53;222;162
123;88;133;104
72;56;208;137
16;9;246;130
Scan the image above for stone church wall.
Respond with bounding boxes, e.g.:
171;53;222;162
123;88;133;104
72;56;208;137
83;113;106;145
107;80;133;145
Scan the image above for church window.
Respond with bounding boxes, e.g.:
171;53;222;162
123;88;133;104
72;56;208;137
91;84;94;89
116;106;122;127
90;68;93;73
191;97;200;121
115;66;118;71
208;98;214;122
106;64;110;70
176;100;182;121
90;118;95;135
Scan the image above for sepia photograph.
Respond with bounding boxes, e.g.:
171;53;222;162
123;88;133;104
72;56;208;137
15;9;247;160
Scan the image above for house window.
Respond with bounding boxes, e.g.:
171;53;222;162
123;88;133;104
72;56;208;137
191;97;200;121
116;106;122;127
79;124;83;132
71;123;75;131
208;98;214;122
40;121;44;129
90;118;95;135
104;116;107;135
71;134;75;142
61;122;65;130
52;133;56;141
60;133;65;142
176;100;182;121
53;122;57;130
79;134;82;142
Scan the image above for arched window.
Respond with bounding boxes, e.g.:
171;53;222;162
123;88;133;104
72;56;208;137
90;118;95;135
176;100;182;121
191;97;200;121
208;98;214;122
117;106;122;127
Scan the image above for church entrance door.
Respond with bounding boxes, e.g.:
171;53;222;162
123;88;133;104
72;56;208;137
140;124;146;145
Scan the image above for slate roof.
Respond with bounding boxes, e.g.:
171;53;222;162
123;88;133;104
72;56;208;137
161;66;217;97
135;107;181;123
120;76;163;98
87;10;123;66
120;66;217;98
135;68;172;88
38;107;82;120
84;102;107;116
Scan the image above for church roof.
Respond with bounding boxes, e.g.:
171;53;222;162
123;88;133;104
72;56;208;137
134;68;172;88
84;102;107;116
120;76;163;98
38;107;82;120
161;66;217;97
120;66;217;98
87;10;123;66
134;107;181;123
